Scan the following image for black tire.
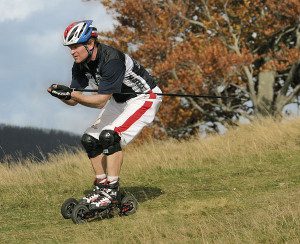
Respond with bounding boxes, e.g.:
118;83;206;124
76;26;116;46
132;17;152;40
120;194;138;216
71;204;90;224
61;198;78;219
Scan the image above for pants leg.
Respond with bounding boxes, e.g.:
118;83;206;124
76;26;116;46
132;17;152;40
84;98;127;139
85;86;162;147
103;87;162;146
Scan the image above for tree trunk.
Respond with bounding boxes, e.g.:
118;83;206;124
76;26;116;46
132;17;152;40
256;70;276;116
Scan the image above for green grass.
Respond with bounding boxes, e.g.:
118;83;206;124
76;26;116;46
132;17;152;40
0;118;300;243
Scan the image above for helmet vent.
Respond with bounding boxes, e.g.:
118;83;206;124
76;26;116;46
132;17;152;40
78;23;86;38
68;27;78;42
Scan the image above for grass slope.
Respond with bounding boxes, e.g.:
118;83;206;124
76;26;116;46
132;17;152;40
0;118;299;243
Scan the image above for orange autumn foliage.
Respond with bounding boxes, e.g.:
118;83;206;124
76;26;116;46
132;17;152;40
85;0;300;137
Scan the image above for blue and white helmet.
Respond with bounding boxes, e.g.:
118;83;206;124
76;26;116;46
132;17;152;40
63;20;98;46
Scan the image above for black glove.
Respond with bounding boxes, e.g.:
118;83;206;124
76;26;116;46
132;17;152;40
48;84;73;100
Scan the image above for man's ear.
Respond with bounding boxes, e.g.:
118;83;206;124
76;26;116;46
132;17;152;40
87;38;95;46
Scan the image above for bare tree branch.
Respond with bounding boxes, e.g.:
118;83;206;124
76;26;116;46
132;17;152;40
186;96;206;113
171;68;206;114
178;13;206;29
274;26;295;46
296;24;300;49
220;1;257;107
279;62;299;96
282;83;300;105
201;0;212;21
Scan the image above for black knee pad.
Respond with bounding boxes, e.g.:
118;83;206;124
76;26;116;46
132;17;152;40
81;134;103;158
99;130;121;155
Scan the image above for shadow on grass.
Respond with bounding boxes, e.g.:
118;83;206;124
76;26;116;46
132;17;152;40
122;186;164;203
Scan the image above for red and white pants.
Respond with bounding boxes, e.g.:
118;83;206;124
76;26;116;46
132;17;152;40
85;86;162;147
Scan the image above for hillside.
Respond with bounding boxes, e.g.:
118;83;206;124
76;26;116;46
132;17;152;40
0;124;81;162
0;118;299;243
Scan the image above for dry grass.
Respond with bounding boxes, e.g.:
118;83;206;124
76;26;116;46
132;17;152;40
0;117;299;243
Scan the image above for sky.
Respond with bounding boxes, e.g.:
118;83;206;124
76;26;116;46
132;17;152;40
0;0;116;135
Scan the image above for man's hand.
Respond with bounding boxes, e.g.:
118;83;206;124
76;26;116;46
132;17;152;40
47;84;73;100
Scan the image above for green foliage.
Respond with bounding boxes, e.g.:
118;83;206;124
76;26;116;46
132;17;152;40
0;124;81;162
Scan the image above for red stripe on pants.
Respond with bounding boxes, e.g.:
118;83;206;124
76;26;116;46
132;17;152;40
114;91;156;133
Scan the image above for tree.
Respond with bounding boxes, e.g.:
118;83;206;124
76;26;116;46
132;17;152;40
0;124;81;162
87;0;300;137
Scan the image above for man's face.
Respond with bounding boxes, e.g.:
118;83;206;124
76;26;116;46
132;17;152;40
68;44;88;63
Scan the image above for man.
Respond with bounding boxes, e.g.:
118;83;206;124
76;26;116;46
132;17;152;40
48;20;162;209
